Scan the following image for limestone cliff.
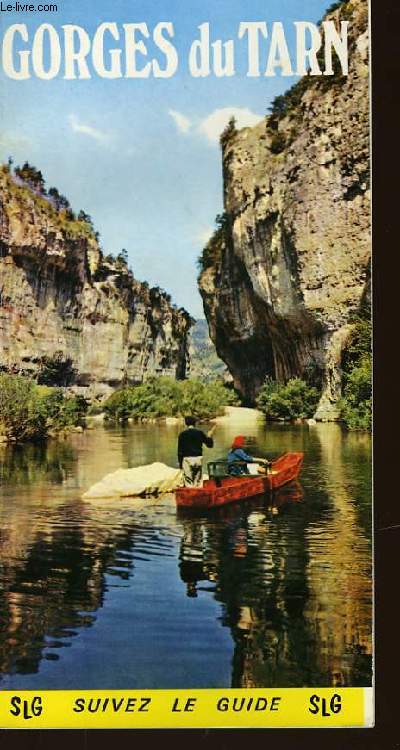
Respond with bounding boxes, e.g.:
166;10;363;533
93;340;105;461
198;0;370;417
0;167;192;397
188;319;228;381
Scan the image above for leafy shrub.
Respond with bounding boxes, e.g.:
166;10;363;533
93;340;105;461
0;374;87;442
340;316;372;430
270;132;287;155
257;378;320;420
0;374;45;441
340;357;371;431
103;377;239;422
179;379;238;419
37;351;77;387
37;388;88;429
341;318;371;374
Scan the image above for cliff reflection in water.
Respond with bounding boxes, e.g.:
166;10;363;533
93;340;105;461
0;440;135;677
0;422;372;688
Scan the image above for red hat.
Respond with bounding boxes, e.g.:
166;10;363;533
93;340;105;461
232;435;245;449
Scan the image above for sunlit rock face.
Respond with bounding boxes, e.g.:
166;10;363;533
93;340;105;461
199;0;370;417
0;170;192;398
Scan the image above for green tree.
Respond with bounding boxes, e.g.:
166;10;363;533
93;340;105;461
116;249;129;268
15;162;46;193
340;357;371;431
0;374;88;442
48;187;71;211
103;377;239;422
257;378;320;420
220;116;237;147
0;374;45;441
77;210;94;228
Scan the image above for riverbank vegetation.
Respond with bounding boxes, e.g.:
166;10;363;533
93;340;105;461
340;316;372;431
103;377;239;422
256;378;320;421
0;374;87;443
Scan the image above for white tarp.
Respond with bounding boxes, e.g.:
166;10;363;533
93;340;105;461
82;462;183;499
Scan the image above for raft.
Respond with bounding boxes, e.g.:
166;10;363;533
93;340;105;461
175;452;304;510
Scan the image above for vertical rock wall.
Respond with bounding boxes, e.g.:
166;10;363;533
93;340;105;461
0;168;192;397
199;0;370;416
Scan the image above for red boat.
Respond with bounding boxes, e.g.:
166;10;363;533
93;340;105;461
175;452;304;510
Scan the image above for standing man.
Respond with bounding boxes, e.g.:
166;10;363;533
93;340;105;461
178;416;216;487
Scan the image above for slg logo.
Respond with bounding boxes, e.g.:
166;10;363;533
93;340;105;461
9;696;43;719
308;694;342;716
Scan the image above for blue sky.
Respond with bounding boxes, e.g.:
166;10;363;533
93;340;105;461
0;0;331;316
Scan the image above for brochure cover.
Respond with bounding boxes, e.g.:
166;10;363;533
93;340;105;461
0;0;372;730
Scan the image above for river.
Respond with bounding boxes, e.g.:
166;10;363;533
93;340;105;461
0;413;372;689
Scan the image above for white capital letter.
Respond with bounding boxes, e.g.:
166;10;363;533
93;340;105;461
323;21;348;75
238;22;267;77
152;22;178;78
265;22;293;76
32;24;61;80
2;24;30;80
124;23;151;78
63;25;91;79
92;22;122;78
295;21;322;75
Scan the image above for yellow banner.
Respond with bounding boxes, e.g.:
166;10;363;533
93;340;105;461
0;688;373;729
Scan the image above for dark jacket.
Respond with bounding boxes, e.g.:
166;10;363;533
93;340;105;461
178;427;213;468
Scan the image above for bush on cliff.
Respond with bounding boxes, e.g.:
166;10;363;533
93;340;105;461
103;377;239;422
256;378;320;420
340;316;372;431
0;374;87;442
197;212;232;275
270;132;287;155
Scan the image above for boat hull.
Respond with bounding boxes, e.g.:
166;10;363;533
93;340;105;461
175;452;304;510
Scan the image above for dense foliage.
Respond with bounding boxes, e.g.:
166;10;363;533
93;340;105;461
103;377;239;422
197;212;231;275
256;378;320;420
14;162;46;193
340;317;372;430
37;351;77;387
0;374;87;442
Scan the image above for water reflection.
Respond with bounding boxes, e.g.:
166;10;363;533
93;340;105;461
0;421;372;688
0;440;77;487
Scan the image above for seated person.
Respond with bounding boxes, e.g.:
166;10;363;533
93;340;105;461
227;435;270;476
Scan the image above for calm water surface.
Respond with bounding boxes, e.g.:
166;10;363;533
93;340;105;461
0;416;372;688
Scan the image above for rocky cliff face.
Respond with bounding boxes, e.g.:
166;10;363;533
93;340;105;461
199;0;370;417
188;319;228;381
0;168;192;397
